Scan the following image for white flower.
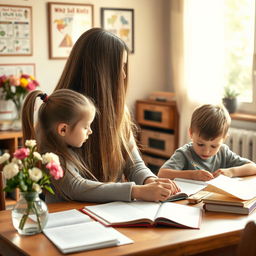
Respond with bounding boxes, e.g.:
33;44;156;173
11;157;22;165
3;163;19;179
25;140;37;148
28;167;43;182
42;152;60;165
33;152;42;161
32;183;42;193
0;153;10;164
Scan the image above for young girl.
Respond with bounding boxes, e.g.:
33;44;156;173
22;89;179;203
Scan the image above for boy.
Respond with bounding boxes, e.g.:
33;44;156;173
158;104;256;181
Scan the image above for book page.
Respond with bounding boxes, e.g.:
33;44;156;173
44;209;92;229
84;201;160;225
156;202;201;229
44;222;119;254
206;175;256;200
172;178;207;196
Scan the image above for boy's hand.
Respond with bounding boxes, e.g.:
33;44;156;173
192;170;214;181
213;168;233;178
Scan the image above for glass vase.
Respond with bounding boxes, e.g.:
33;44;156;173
11;103;22;131
12;192;49;235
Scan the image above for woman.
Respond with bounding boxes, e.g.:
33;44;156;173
52;27;179;203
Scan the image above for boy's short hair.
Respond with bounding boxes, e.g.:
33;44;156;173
190;104;231;140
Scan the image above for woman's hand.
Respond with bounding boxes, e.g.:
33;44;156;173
132;178;180;202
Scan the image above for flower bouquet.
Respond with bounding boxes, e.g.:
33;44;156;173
0;74;39;121
0;140;63;235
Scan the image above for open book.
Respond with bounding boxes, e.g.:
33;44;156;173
43;209;133;254
82;201;202;229
167;178;207;201
205;175;256;200
169;175;256;202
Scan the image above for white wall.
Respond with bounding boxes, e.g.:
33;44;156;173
1;0;171;112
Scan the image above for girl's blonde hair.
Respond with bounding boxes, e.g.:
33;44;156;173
190;104;231;140
22;89;96;178
55;28;136;182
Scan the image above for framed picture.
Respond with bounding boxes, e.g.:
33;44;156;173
0;63;35;77
48;2;93;59
101;8;134;53
0;5;32;56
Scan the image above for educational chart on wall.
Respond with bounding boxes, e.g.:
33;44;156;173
101;8;134;53
48;3;93;59
0;63;35;77
0;5;32;56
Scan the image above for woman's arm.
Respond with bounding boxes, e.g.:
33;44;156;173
48;167;135;203
123;143;156;184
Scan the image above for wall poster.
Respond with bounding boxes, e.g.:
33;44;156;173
101;8;134;53
0;5;32;56
48;2;93;59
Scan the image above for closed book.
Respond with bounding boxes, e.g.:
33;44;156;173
82;201;202;229
43;209;133;254
202;192;256;207
203;201;256;215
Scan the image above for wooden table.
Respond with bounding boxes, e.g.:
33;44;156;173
0;201;255;256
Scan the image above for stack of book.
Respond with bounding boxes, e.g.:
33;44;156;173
202;192;256;215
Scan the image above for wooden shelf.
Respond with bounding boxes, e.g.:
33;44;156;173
0;130;22;210
135;95;179;173
230;112;256;122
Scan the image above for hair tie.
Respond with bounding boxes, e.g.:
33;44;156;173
39;93;48;103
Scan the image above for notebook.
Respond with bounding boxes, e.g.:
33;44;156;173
43;209;133;254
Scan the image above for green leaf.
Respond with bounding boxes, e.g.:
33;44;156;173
44;185;54;195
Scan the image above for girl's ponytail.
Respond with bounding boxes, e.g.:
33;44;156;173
22;90;44;143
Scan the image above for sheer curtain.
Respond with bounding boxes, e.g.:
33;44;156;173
170;0;225;146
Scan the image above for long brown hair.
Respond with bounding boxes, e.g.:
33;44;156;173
55;27;135;181
22;89;96;178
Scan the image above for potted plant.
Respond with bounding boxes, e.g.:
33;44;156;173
222;85;240;113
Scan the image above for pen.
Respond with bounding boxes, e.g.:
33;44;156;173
191;161;202;170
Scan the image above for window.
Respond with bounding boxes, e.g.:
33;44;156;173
224;0;255;113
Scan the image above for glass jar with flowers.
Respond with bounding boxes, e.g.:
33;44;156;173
0;74;39;130
0;140;63;235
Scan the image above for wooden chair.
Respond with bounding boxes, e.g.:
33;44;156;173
237;221;256;256
0;171;5;210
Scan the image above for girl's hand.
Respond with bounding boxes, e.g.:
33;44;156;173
132;179;180;202
213;168;233;178
192;170;214;181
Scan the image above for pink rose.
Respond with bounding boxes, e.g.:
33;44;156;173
0;75;7;87
9;75;20;86
46;161;64;180
13;148;30;160
33;79;39;86
21;74;30;79
26;82;36;91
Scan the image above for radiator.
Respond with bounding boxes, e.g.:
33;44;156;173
225;128;256;162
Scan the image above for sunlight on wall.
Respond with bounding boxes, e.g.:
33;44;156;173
184;0;225;104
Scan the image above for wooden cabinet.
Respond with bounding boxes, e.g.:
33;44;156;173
135;96;179;174
0;131;22;210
